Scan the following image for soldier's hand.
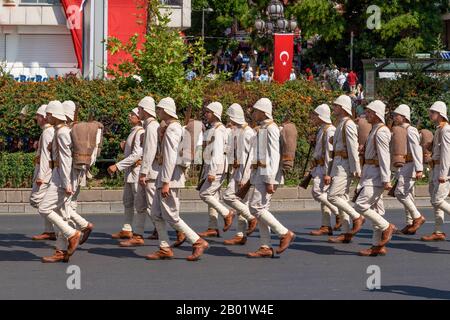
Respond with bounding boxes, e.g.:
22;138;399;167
439;177;447;184
161;182;170;198
65;185;73;196
416;171;423;180
207;175;215;183
36;179;43;186
238;182;244;189
383;182;392;191
108;165;118;175
353;171;361;179
324;175;332;185
139;175;147;186
266;184;275;194
120;141;126;151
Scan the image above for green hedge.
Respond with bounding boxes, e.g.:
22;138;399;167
0;152;34;188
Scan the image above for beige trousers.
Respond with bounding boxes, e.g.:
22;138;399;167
312;176;339;227
121;182;138;232
30;181;54;233
354;185;390;246
430;179;450;234
223;179;255;236
200;175;230;228
151;188;199;248
328;175;360;233
395;174;421;224
38;182;77;251
249;184;288;248
133;181;156;235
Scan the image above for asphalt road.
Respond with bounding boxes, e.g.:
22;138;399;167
1;208;450;300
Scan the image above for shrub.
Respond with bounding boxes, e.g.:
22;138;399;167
0;152;34;188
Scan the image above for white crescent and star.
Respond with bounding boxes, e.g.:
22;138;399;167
279;51;290;66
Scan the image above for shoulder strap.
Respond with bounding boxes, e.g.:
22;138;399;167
321;124;332;157
341;118;352;149
373;124;387;158
131;127;145;150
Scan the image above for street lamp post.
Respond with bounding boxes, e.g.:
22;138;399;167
201;7;213;76
254;0;297;36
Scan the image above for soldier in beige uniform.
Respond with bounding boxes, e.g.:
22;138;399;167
309;104;340;236
391;104;426;235
62;100;94;245
38;101;81;263
422;101;450;241
354;100;396;256
327;95;364;244
30;104;56;241
146;97;209;261
222;104;258;245
108;108;144;241
198;102;235;238
246;98;295;258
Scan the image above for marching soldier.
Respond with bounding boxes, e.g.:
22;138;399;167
62;100;94;244
247;98;295;258
30;104;56;241
391;104;426;235
222;104;258;245
422;101;450;241
108;108;145;240
354;100;396;256
327;95;364;244
198;102;235;238
146;97;209;261
309;104;341;236
38;101;81;263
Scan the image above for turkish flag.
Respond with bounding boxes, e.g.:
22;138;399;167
273;33;294;83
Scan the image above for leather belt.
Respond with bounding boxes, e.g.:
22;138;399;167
312;158;325;167
364;159;379;166
405;154;414;163
334;150;348;159
53;160;60;168
135;160;142;167
430;159;440;168
251;161;267;169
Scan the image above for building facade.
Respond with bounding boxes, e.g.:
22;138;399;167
0;0;191;80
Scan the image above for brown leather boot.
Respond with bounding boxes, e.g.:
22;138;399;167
172;231;186;248
147;229;159;240
32;232;57;241
351;216;366;234
41;250;69;263
198;228;220;238
67;231;81;256
328;233;353;244
421;232;446;242
146;247;174;260
247;247;274;258
408;216;426;234
246;218;258;236
333;216;342;231
79;223;94;245
223;210;236;232
224;235;247;246
397;225;414;235
111;230;133;239
358;246;387;257
276;230;295;254
120;234;145;247
187;238;209;261
379;224;396;247
309;226;333;236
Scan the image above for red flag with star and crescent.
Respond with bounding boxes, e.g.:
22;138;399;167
273;33;294;83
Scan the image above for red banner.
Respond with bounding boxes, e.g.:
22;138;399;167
273;33;294;83
60;0;83;69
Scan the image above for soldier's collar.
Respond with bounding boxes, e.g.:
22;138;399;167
43;124;53;129
55;123;67;129
439;121;448;128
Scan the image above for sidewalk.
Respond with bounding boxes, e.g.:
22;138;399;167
0;185;433;214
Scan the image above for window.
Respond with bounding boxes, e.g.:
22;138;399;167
160;0;182;6
20;0;59;4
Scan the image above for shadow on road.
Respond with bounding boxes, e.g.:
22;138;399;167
87;247;145;259
387;243;450;254
373;285;450;300
289;243;355;256
0;249;41;262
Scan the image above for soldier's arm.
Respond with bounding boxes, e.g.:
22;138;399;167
161;125;182;184
346;121;361;175
324;127;335;175
139;124;159;177
37;130;53;181
57;131;72;190
208;127;225;176
376;128;391;184
409;127;423;173
116;130;144;171
264;125;280;185
439;127;450;180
